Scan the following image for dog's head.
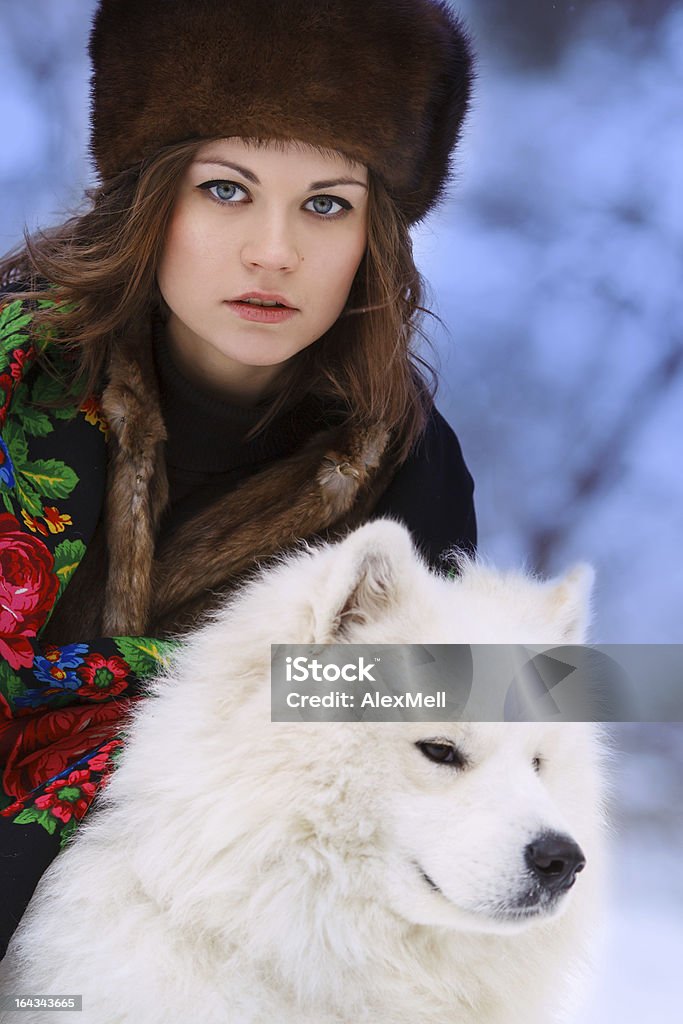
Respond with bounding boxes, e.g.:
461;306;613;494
302;521;600;932
173;520;602;940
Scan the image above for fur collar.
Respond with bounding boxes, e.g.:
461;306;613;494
99;333;395;637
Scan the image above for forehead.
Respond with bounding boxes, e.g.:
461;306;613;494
192;136;368;182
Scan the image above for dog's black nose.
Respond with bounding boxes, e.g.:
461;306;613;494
525;832;586;893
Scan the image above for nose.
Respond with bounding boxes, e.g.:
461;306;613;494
524;832;586;893
241;215;301;273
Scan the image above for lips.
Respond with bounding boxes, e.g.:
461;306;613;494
232;291;296;308
225;301;299;324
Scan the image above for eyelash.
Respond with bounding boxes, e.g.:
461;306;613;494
197;180;353;220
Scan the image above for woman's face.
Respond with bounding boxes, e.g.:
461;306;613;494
157;137;369;401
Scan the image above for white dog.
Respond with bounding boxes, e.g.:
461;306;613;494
0;520;606;1024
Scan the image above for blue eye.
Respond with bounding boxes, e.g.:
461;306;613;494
198;180;248;203
306;195;351;218
197;180;351;219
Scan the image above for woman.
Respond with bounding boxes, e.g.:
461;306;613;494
0;0;476;956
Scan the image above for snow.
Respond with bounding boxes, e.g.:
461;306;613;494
579;724;683;1022
412;3;683;643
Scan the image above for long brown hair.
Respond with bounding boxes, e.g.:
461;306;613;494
0;138;440;462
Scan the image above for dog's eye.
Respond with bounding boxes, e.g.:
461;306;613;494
532;756;542;772
416;741;466;767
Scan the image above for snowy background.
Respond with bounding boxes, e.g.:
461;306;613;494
1;1;682;1019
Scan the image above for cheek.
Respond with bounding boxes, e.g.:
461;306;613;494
344;224;368;281
310;215;366;280
158;208;223;288
318;238;366;308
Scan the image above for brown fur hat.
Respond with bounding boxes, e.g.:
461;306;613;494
89;0;475;224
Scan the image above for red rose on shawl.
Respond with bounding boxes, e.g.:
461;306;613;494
33;768;98;824
0;512;59;668
0;699;131;802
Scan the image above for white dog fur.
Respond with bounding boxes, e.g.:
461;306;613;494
0;519;607;1023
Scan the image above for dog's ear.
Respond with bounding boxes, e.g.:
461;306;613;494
313;519;418;641
546;563;595;643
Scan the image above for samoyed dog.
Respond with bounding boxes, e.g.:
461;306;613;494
0;520;606;1024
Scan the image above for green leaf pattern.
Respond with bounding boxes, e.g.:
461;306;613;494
53;538;87;599
0;301;32;373
113;636;181;677
0;300;80;522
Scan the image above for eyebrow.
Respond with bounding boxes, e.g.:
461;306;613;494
195;158;368;191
